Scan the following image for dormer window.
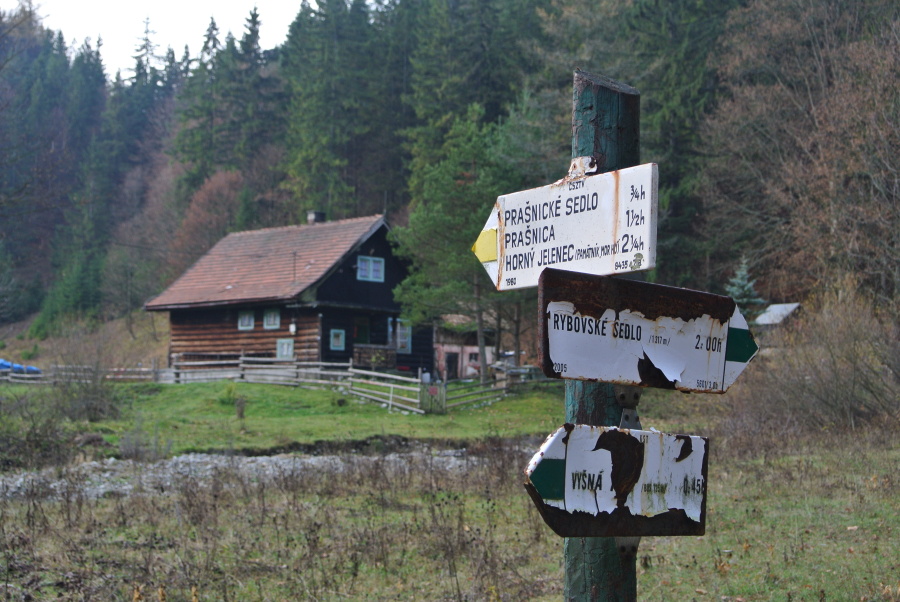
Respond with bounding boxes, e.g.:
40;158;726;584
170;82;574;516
357;256;385;282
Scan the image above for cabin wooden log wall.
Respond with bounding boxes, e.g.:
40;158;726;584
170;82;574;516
168;309;319;364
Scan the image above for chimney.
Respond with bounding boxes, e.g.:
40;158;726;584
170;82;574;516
307;210;326;225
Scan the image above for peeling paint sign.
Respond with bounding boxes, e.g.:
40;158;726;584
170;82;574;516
472;163;658;291
524;424;708;537
538;269;759;393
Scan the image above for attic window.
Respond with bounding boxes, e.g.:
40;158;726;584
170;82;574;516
238;310;254;331
357;256;385;282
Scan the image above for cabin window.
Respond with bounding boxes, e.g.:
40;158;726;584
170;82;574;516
264;308;281;330
329;329;346;351
238;310;255;331
397;319;412;354
357;256;385;282
277;338;294;359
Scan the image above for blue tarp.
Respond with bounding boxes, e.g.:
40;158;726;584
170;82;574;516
0;359;42;374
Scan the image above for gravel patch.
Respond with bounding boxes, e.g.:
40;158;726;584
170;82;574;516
0;445;536;501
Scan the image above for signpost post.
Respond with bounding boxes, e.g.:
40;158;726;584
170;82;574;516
560;70;644;602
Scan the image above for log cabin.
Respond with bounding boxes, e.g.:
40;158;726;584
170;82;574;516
144;214;433;373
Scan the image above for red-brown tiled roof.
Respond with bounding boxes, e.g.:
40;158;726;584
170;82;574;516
145;215;386;310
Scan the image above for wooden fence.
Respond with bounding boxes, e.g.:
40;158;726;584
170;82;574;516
348;367;427;414
2;356;558;414
445;379;506;409
169;354;352;385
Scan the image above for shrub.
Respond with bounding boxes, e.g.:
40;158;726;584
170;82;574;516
719;279;898;445
20;343;39;360
0;392;72;469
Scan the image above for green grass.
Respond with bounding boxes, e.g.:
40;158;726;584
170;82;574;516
636;437;900;600
100;381;569;455
96;381;730;456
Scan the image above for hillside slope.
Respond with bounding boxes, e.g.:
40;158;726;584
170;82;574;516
0;311;170;371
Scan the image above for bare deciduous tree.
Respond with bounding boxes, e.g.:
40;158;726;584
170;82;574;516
702;0;899;305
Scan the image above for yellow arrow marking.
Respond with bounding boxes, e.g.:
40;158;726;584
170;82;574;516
472;228;498;263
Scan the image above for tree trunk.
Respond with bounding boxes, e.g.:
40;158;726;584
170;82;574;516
513;300;521;367
473;270;488;385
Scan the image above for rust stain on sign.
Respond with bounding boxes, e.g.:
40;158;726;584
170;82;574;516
525;424;709;538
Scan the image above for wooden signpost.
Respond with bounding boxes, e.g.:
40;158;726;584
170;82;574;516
471;70;758;601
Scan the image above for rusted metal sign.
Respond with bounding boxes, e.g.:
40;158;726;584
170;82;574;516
472;162;658;291
538;269;759;393
525;424;708;537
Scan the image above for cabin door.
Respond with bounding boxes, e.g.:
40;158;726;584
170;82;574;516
445;352;459;381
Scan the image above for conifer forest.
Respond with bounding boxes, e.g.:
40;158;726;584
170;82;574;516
0;0;897;337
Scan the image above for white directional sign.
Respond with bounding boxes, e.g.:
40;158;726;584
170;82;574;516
472;163;658;291
539;269;759;393
524;424;708;537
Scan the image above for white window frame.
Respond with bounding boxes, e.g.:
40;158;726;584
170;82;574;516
238;310;255;331
357;256;385;282
397;319;412;354
263;308;281;330
329;329;346;351
276;338;294;359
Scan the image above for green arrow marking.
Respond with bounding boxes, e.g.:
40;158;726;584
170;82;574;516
725;327;759;364
529;458;566;501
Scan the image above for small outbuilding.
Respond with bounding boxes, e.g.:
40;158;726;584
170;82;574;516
144;214;433;373
754;302;801;327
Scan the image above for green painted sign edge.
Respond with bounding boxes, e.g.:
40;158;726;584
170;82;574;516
529;458;565;501
726;327;758;363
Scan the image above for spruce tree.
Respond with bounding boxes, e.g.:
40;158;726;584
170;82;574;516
281;0;373;219
724;255;765;318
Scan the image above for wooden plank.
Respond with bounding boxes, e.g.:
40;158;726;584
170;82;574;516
348;378;419;393
350;390;425;414
446;394;502;408
348;367;421;384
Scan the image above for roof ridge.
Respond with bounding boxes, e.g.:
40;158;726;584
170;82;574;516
227;214;384;237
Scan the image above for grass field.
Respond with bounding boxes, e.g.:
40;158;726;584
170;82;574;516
103;381;570;456
99;380;717;456
0;380;897;600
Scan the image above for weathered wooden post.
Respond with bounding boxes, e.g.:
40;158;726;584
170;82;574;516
564;70;642;602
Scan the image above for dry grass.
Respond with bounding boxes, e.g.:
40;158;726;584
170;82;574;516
0;426;897;600
0;439;564;601
0;311;169;371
